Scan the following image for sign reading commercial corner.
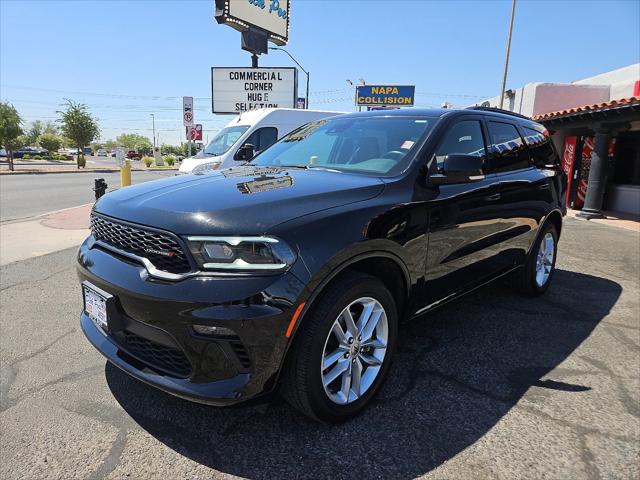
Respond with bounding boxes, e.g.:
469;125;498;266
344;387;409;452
356;85;415;107
211;67;297;114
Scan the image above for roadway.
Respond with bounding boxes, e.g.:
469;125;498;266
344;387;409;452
0;169;174;222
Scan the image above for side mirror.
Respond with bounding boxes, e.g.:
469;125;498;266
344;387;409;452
234;143;255;161
430;154;485;185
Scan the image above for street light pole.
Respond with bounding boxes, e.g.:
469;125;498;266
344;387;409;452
269;47;309;109
499;0;517;109
150;113;156;148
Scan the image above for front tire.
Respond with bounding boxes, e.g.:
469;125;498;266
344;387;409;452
281;272;398;423
514;223;558;296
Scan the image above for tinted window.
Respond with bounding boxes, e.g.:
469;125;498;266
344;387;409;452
523;127;558;167
251;117;435;176
434;120;487;171
242;127;278;153
487;121;530;172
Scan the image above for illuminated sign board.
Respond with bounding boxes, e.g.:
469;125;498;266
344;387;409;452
356;85;415;107
211;67;297;114
215;0;291;46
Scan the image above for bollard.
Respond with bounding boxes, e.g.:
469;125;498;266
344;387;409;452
93;178;108;200
120;159;132;187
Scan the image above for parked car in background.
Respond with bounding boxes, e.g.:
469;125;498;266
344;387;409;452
78;107;566;422
178;108;345;174
83;147;93;156
96;149;107;157
13;146;49;158
126;151;142;160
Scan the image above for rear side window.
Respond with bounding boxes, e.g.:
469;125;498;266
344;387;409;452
487;121;530;172
434;120;487;171
523;127;558;167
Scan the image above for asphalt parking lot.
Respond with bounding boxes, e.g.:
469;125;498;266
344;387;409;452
1;217;638;479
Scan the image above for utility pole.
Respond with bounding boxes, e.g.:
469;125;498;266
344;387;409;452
499;0;516;109
150;114;156;148
269;47;310;109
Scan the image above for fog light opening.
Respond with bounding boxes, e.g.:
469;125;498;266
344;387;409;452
192;325;236;338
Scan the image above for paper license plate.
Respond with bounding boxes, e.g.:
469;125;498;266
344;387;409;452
83;283;109;330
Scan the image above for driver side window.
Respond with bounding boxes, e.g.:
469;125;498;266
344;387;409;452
434;120;487;171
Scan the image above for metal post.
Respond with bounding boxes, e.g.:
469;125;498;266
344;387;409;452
577;129;610;219
252;53;259;68
499;0;516;109
269;47;310;109
150;114;156;148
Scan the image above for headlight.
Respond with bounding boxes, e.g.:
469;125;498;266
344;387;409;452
192;161;221;175
186;236;296;272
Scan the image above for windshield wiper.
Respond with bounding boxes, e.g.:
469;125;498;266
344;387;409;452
276;164;342;173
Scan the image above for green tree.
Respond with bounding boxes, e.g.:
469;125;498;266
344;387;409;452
104;139;120;151
161;144;181;156
0;102;23;171
90;142;104;153
42;121;60;136
38;133;63;154
26;120;44;145
58;99;99;168
116;133;152;154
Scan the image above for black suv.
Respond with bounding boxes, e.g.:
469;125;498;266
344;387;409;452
78;107;565;422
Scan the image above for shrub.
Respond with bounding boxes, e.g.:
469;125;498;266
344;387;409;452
143;156;154;167
32;155;42;160
23;154;32;159
165;155;176;166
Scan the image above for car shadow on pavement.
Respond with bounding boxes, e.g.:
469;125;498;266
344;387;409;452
106;269;621;479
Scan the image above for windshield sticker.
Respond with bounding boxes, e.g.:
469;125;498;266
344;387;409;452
401;140;415;150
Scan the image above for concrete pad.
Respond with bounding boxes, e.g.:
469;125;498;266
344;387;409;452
0;205;90;266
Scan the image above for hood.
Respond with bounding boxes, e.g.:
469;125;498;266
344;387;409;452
95;165;385;235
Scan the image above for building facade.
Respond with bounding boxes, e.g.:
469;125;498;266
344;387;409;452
476;64;640;217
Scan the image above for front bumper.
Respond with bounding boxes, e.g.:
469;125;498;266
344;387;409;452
77;237;306;405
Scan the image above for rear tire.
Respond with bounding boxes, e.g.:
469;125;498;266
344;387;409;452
281;272;397;423
514;223;558;296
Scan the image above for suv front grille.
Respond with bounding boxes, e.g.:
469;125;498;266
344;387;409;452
116;330;192;378
90;213;191;274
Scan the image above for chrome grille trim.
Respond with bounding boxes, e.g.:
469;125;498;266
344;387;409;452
90;213;193;278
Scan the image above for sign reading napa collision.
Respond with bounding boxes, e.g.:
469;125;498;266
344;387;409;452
211;67;297;114
356;85;415;107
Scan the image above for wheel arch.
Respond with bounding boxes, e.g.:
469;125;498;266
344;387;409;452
276;251;411;378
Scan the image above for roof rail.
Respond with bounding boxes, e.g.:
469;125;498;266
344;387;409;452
466;106;532;120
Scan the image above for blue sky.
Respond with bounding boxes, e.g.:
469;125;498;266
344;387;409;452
1;0;638;145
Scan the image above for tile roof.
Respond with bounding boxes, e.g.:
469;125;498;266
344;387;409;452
533;96;640;121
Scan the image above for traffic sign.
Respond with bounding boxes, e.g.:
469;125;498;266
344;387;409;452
183;96;194;126
186;124;203;141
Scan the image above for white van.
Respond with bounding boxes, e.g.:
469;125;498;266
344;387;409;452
178;108;344;174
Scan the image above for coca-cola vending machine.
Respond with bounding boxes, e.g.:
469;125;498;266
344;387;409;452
561;135;616;209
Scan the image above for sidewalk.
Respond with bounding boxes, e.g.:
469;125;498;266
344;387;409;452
0;204;92;265
566;208;640;233
0;165;177;175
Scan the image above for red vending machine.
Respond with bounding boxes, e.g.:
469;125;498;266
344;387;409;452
561;136;616;210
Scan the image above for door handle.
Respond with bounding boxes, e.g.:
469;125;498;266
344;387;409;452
538;183;550;190
485;193;501;201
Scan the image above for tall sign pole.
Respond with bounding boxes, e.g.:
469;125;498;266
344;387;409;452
183;96;194;157
499;0;516;109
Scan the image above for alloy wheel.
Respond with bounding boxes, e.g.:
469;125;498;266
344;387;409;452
320;297;388;405
535;232;555;287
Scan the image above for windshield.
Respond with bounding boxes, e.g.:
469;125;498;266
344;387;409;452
203;125;250;156
251;116;435;176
